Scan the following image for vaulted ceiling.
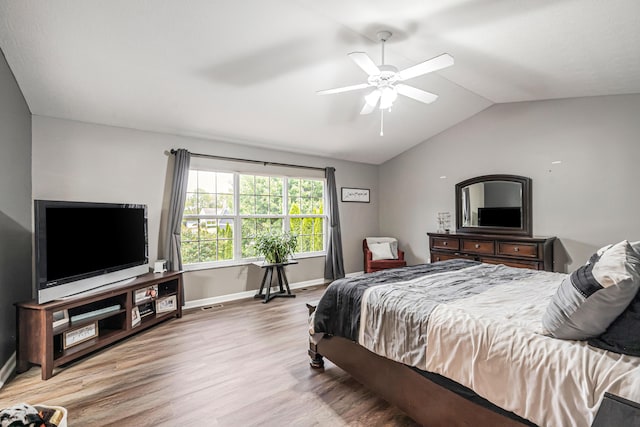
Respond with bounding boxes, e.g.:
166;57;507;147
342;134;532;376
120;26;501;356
1;0;639;164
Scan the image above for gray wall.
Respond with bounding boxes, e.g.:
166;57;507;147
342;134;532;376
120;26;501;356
379;94;640;272
31;116;379;302
0;49;32;369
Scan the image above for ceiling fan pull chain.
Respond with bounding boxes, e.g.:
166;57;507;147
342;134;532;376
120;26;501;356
380;110;384;136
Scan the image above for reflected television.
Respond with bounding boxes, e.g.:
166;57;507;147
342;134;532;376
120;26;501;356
477;207;522;228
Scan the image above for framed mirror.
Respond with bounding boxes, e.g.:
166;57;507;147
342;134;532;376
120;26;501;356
455;174;532;236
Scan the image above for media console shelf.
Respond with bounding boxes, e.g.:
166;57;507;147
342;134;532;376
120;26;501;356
16;271;183;380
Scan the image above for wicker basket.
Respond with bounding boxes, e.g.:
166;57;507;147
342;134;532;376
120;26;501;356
34;404;68;427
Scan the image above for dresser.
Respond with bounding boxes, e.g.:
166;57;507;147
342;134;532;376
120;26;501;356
428;232;555;271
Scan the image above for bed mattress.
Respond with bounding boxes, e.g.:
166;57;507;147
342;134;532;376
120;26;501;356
311;261;640;426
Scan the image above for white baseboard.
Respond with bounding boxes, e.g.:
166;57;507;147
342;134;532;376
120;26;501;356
184;271;363;310
0;352;16;390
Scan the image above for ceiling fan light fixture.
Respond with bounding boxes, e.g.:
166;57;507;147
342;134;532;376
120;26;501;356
379;86;397;110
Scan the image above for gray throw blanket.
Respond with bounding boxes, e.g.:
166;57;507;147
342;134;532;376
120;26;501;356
312;259;480;341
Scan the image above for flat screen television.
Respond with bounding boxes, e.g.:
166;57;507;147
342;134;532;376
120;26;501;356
477;207;522;228
35;200;149;304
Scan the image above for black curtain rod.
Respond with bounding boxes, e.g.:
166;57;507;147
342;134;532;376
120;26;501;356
170;149;326;172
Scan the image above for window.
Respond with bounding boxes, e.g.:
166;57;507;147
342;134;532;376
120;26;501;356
288;178;324;253
181;169;325;267
182;171;235;264
239;175;284;258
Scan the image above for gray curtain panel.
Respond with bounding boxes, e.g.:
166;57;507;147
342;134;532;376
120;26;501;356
324;167;345;281
164;149;191;281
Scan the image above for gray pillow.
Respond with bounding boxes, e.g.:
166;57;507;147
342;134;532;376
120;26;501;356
542;240;640;340
588;289;640;356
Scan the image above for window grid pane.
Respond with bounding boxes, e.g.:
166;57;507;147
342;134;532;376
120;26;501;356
290;216;324;253
199;240;217;263
182;172;325;265
256;195;270;215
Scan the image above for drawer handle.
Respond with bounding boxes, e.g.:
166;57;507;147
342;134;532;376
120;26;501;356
443;241;448;246
514;247;519;252
475;244;480;249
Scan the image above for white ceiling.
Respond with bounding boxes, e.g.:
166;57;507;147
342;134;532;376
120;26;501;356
1;0;639;164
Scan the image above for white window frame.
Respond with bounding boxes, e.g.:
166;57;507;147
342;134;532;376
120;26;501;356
183;169;327;271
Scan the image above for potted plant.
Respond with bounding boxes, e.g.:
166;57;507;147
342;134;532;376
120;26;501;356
255;231;298;264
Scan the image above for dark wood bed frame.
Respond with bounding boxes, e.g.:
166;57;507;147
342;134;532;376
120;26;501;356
307;305;528;426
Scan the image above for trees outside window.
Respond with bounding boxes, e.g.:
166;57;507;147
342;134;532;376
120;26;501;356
181;170;325;266
288;178;324;253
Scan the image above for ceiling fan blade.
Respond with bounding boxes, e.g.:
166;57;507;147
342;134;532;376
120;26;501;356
397;53;454;81
348;52;381;76
360;89;381;114
360;102;377;115
396;84;438;104
316;83;371;95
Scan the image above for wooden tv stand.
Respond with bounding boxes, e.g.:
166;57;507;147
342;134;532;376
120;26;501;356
15;271;183;380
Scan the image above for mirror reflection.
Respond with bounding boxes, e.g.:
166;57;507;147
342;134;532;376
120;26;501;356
461;181;522;228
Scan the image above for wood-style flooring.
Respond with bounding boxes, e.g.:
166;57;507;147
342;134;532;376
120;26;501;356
0;285;419;426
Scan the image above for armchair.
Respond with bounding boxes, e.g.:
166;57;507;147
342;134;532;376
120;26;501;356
363;238;407;273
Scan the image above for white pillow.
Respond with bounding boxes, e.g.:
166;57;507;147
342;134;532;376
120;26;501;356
366;237;398;258
369;242;395;261
632;241;640;256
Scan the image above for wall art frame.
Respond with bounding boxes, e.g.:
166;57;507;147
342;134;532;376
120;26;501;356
341;187;370;203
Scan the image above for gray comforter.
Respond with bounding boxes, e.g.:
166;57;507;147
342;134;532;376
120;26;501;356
313;260;543;342
312;259;481;341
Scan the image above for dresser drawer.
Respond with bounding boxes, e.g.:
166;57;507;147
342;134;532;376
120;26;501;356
431;252;461;263
431;237;459;251
428;232;555;272
461;239;494;254
498;242;538;258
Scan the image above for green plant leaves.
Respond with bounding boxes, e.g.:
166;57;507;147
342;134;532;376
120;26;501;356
255;231;298;264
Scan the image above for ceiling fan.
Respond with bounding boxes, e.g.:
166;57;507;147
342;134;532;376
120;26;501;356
317;31;454;135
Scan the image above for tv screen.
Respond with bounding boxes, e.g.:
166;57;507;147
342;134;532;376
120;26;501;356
35;200;149;303
478;207;522;228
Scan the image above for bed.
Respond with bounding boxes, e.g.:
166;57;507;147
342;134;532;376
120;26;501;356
308;255;640;427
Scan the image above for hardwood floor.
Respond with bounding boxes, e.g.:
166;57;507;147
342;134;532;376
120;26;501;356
0;285;419;426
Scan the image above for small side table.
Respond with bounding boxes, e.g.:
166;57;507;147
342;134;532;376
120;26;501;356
254;260;298;303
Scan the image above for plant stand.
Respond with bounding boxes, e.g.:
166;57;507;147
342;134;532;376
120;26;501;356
253;261;298;303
